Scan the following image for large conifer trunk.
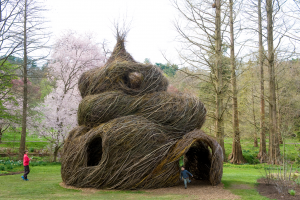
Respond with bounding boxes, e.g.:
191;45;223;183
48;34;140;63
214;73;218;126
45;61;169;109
266;0;280;164
215;0;225;160
257;0;267;162
228;0;245;164
19;0;28;160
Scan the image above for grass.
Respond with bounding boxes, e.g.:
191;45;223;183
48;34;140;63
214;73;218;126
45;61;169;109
0;129;50;153
0;163;288;200
0;141;49;150
0;130;299;199
0;160;61;174
223;163;300;200
222;164;270;200
0;165;187;200
1;130;46;142
0;160;23;173
224;137;300;164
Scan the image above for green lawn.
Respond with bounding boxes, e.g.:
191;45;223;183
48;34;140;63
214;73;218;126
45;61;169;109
0;129;50;153
0;141;49;150
0;165;188;200
0;130;298;199
224;137;299;164
0;164;282;200
1;130;46;142
223;164;271;200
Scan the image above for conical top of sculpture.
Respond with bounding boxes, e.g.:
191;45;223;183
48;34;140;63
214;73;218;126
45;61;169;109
105;33;136;65
78;32;169;98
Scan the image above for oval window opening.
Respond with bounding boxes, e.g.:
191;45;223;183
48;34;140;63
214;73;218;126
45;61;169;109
87;137;103;166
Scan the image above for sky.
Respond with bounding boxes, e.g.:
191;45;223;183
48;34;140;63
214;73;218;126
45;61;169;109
45;0;180;64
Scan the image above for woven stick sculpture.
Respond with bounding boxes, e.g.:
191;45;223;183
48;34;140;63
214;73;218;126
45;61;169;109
61;33;223;189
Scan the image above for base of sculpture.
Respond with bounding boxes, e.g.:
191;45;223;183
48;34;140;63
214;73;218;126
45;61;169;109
61;119;223;189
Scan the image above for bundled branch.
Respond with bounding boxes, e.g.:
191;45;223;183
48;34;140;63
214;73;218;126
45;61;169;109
78;61;169;98
77;91;206;134
61;33;223;189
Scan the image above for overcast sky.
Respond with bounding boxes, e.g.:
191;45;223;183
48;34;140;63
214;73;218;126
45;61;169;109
45;0;180;64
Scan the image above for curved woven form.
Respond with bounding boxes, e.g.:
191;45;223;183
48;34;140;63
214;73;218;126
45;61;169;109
77;91;206;134
61;34;223;189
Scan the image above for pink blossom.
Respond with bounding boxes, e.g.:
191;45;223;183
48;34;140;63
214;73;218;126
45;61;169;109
30;32;105;150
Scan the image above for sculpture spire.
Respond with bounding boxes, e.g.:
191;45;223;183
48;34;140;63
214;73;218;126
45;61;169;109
105;32;136;65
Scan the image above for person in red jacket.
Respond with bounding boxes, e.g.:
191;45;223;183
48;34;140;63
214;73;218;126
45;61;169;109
21;150;31;181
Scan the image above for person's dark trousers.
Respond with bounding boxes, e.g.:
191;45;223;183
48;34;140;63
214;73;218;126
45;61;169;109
24;165;30;179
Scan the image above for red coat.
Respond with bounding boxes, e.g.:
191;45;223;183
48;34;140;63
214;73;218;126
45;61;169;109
23;154;30;166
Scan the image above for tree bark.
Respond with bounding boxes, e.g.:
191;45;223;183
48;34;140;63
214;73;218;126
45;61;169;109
53;145;59;162
0;124;10;144
257;0;267;162
0;125;2;143
266;0;280;164
252;84;258;147
19;0;28;160
227;0;245;164
276;83;283;144
215;0;225;160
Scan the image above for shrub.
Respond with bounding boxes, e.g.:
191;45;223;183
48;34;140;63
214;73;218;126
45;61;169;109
242;150;259;164
288;189;296;196
41;161;47;166
4;161;11;165
16;161;22;166
296;129;300;166
295;177;300;186
30;161;60;166
29;148;35;153
6;165;13;170
0;165;5;171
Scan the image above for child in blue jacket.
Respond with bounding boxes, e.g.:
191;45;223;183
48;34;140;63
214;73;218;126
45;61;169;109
180;166;193;189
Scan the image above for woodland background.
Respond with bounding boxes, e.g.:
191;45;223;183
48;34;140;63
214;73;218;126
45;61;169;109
0;0;300;165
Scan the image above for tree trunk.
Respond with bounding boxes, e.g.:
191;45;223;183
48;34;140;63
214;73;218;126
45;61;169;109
53;146;59;162
266;0;280;164
257;0;267;162
228;0;244;164
215;0;225;160
0;125;2;143
252;84;258;147
276;83;283;144
19;0;28;160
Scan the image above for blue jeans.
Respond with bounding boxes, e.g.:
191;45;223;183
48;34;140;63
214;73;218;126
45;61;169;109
183;178;191;188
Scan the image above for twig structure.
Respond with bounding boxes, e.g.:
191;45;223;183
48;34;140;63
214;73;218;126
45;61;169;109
61;33;223;189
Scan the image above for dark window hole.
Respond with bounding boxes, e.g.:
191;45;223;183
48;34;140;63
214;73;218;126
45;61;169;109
87;137;103;166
